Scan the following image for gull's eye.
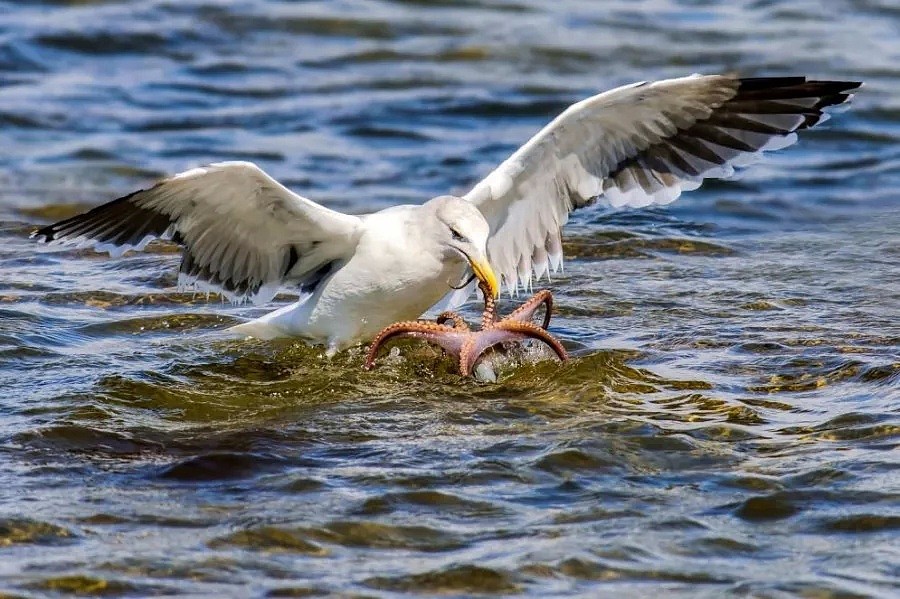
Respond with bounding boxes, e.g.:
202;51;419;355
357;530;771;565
450;227;465;242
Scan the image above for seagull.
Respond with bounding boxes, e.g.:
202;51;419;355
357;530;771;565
33;74;860;354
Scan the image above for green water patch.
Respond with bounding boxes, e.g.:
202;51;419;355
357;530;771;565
83;340;717;429
295;520;467;552
365;564;520;594
0;518;75;547
209;527;328;555
355;489;508;518
24;574;170;596
563;232;735;261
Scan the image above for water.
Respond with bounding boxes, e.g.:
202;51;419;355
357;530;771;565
1;0;898;596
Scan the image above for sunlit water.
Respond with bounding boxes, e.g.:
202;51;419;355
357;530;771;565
1;0;898;596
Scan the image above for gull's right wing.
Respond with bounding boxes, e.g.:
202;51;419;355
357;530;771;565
464;75;861;295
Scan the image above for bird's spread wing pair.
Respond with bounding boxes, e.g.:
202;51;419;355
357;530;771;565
34;74;860;313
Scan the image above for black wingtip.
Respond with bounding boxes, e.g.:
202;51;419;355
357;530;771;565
736;77;863;102
27;186;173;250
729;76;862;131
738;77;862;91
31;224;56;242
737;76;808;91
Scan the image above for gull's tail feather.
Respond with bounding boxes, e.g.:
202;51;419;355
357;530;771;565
227;319;289;341
226;296;317;341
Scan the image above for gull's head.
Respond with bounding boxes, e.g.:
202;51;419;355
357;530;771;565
425;195;499;299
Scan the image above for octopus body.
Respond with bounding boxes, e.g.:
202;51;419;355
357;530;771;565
364;282;568;377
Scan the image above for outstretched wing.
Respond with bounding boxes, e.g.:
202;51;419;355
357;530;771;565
33;161;361;304
464;75;861;294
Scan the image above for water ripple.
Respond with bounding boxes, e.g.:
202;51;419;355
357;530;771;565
0;0;897;596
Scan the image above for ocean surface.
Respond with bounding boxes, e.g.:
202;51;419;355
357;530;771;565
0;0;898;597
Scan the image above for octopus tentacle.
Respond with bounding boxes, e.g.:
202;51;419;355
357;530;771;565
504;289;553;329
458;335;479;376
479;282;498;329
364;321;463;370
436;311;470;331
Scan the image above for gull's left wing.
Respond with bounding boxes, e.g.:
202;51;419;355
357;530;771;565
462;74;861;296
32;161;361;304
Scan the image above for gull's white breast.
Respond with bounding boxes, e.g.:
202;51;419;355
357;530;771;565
230;205;466;352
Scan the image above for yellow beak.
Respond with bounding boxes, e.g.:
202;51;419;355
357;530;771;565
468;255;500;300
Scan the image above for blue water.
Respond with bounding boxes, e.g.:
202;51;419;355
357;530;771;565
0;1;898;597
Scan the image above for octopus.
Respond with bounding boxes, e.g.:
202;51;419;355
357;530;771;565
364;281;568;377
